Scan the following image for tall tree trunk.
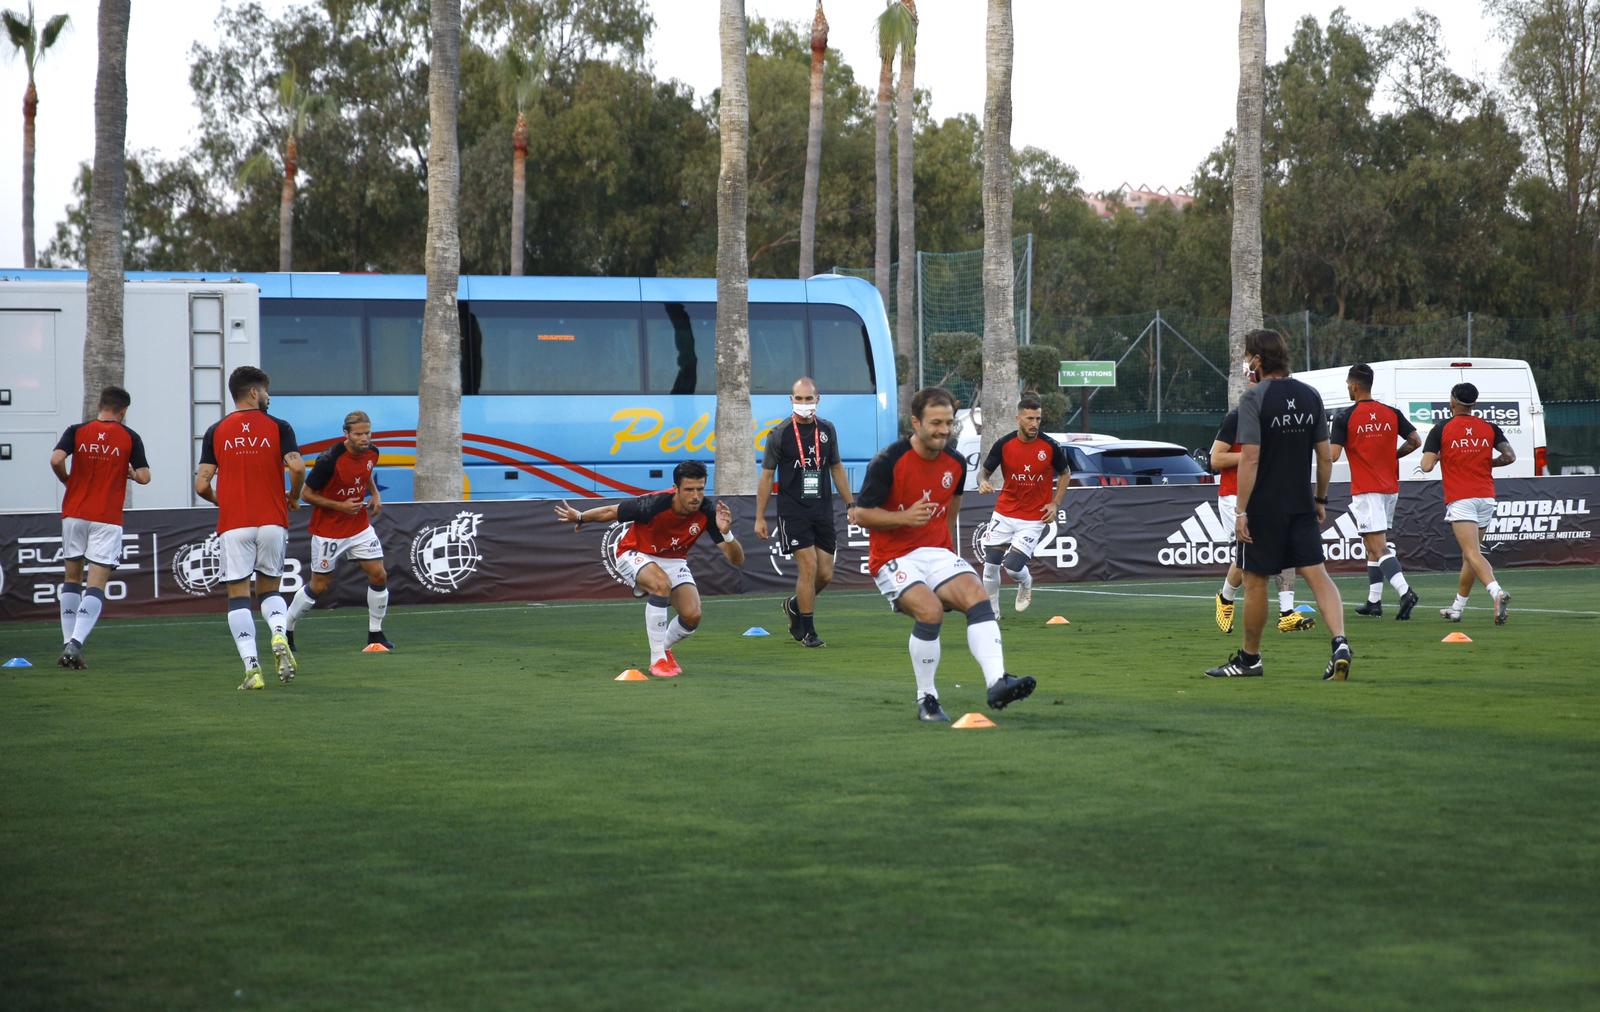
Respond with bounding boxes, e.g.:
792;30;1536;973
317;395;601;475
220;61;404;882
1228;0;1265;406
511;110;527;276
798;2;827;279
22;80;36;268
279;134;297;272
979;0;1016;460
873;54;893;315
415;0;464;501
894;1;918;419
83;0;129;422
713;0;755;495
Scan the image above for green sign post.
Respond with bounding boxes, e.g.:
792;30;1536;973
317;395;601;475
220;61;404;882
1058;360;1116;432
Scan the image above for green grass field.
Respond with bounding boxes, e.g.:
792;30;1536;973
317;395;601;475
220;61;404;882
3;567;1598;1010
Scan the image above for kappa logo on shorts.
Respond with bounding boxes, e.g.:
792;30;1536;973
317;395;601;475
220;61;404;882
408;511;484;594
171;533;225;596
1320;511;1367;560
1159;502;1236;566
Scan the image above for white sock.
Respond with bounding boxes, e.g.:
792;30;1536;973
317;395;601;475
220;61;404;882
367;585;389;632
286;587;316;630
59;583;82;642
910;633;940;701
645;598;670;663
260;593;289;637
1380;553;1411;596
1008;564;1033;589
71;588;105;645
1453;593;1470;612
1366;564;1384;602
982;562;1001;602
1219;578;1238;603
1279;590;1295;613
1486;580;1502;598
665;617;695;648
228;604;258;663
966;616;1007;689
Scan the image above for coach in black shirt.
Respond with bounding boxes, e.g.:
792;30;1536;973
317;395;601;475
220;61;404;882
754;377;854;648
1206;328;1352;681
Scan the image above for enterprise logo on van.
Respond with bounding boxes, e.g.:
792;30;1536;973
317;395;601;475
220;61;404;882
1409;401;1521;426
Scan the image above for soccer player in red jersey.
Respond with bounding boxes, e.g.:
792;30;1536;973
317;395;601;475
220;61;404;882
1331;363;1423;620
285;410;392;651
852;387;1036;722
554;460;744;677
1420;382;1516;624
48;385;151;669
975;393;1068;615
195;366;306;690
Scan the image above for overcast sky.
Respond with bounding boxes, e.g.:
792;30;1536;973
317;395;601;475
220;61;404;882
0;1;1505;268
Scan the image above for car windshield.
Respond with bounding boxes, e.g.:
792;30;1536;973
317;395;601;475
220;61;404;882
1093;449;1208;476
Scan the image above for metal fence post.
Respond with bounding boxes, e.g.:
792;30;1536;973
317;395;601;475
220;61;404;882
1304;309;1311;372
1467;311;1473;356
1155;309;1163;424
1023;233;1033;346
916;251;925;388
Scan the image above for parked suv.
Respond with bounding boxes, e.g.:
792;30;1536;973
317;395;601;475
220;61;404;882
954;414;1211;489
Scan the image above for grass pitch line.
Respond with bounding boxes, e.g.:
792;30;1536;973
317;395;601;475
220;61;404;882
1033;584;1600;616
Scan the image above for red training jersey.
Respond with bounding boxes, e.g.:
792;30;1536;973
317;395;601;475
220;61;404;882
1423;415;1507;504
55;420;149;525
615;491;717;558
1330;400;1417;495
1214;411;1241;498
857;438;967;575
199;409;299;532
305;442;379;539
981;431;1068;520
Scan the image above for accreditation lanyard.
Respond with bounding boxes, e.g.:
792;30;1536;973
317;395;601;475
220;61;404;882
792;417;822;470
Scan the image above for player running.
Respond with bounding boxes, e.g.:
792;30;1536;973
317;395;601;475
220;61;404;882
1330;363;1423;620
553;460;744;677
285;410;393;652
1420;382;1516;624
975;393;1068;615
48;386;151;669
195;366;306;690
852;386;1037;723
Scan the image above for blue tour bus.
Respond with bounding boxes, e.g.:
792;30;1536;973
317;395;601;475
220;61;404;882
8;270;897;500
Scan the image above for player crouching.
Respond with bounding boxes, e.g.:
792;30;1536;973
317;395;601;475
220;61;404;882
554;460;743;677
286;411;394;652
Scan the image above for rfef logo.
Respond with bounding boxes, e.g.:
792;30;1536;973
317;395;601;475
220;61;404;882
1409;401;1521;427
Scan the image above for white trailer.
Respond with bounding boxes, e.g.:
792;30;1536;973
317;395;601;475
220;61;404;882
0;279;261;512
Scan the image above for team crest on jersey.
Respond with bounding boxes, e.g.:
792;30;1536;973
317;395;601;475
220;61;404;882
819;431;829;443
366;460;374;471
689;522;702;536
1037;448;1047;461
171;533;225;596
941;471;953;489
408;511;484;593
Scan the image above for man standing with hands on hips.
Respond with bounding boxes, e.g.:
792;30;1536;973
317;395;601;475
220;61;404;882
754;377;854;648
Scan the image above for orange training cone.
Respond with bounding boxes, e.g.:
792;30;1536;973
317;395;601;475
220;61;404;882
952;712;997;729
615;668;650;681
361;643;391;653
1441;632;1473;643
1046;616;1069;625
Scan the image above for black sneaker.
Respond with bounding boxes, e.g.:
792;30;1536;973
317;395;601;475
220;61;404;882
1323;641;1353;681
986;673;1037;710
1395;589;1419;621
367;632;396;651
1205;652;1263;678
783;597;802;641
1354;600;1383;617
799;632;826;648
917;694;951;723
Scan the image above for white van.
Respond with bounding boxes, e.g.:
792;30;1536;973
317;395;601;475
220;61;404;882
1295;357;1548;482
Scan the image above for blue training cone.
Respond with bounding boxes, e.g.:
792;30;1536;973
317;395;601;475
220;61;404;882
1295;604;1316;614
742;627;771;637
3;657;34;667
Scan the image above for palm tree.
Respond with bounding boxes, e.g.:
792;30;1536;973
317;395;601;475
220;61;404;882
506;42;544;276
1229;0;1265;406
237;62;329;273
874;2;910;315
415;0;464;501
714;0;755;495
797;1;827;279
2;1;68;269
894;0;919;418
978;0;1016;459
83;0;128;422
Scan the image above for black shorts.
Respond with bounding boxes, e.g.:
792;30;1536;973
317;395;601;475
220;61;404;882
776;510;837;554
1239;511;1324;575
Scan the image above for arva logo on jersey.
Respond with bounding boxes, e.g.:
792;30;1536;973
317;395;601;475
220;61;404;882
1409;401;1521;427
1159;502;1236;566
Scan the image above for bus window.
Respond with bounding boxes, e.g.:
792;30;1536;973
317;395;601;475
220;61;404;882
808;304;875;393
644;302;714;394
472;301;643;394
368;301;424;394
750;304;807;393
261;299;363;394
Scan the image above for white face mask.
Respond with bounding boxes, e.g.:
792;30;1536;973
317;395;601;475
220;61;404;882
1241;359;1257;381
792;403;817;419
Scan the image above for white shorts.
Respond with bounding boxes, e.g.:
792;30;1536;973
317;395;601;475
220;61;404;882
310;528;385;574
1350;492;1399;534
872;546;977;603
614;551;695;590
980;512;1050;559
1218;495;1237;530
1444;497;1496;528
61;517;123;568
220;526;289;582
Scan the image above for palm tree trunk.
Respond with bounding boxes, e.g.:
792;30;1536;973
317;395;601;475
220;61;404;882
894;1;918;419
279;134;296;272
83;0;129;422
415;0;464;501
798;2;827;279
714;0;755;496
979;0;1016;459
22;80;36;268
874;55;893;314
511;111;527;276
1228;0;1265;406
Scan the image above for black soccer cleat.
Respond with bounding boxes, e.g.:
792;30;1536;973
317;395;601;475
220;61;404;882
1395;589;1419;622
1354;600;1383;617
799;632;826;648
783;597;803;642
1323;641;1353;681
1205;652;1264;678
58;639;86;670
917;694;951;723
285;630;297;651
366;632;396;651
986;673;1037;711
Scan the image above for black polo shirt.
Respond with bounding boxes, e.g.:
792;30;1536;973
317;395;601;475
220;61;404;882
762;416;842;513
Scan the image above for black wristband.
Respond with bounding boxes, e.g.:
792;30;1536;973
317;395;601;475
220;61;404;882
1315;496;1328;504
